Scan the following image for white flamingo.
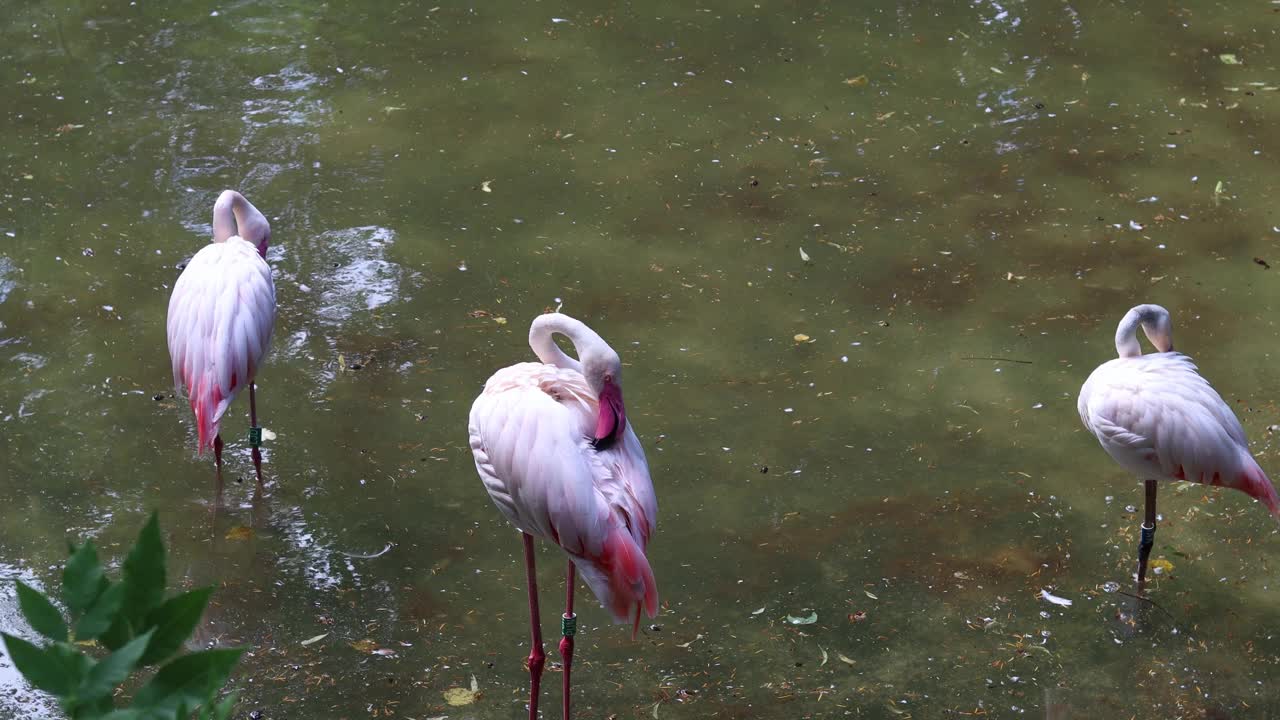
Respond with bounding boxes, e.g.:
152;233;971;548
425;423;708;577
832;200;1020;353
166;190;276;490
1078;303;1279;594
469;312;659;720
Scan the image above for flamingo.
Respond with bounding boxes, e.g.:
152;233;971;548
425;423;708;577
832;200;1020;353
166;190;276;491
468;312;659;720
1078;303;1280;595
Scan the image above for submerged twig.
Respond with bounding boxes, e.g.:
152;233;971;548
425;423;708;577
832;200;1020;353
961;356;1033;364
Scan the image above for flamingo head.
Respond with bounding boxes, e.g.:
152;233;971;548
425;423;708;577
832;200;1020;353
212;189;271;258
584;350;626;449
1136;302;1172;351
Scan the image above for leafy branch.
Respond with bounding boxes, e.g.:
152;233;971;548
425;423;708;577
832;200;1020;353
2;512;243;720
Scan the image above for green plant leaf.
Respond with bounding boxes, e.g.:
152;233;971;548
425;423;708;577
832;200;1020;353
62;541;106;616
132;648;245;716
139;588;212;666
79;629;155;703
199;691;239;720
15;582;67;642
1;633;79;696
75;582;126;642
96;710;146;720
120;512;166;628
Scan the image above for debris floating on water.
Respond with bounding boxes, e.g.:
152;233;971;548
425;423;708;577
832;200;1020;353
1039;589;1073;607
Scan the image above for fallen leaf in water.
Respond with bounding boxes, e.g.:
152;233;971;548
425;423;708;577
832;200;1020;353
819;646;828;666
300;633;328;646
849;610;867;623
843;75;868;87
262;428;278;441
338;354;347;372
1150;558;1175;574
481;180;493;193
494;316;508;325
787;612;818;625
1219;53;1242;65
349;639;379;653
751;607;766;615
838;652;856;665
799;247;811;262
443;675;481;706
864;590;878;600
443;687;478;706
794;334;810;343
224;526;254;541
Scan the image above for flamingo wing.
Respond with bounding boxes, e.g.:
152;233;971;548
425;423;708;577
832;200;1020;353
1079;354;1249;484
469;362;659;624
166;239;276;452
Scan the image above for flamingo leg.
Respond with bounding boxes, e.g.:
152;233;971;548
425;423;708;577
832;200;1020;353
1135;479;1158;596
213;433;225;507
249;382;264;488
523;532;545;720
559;561;577;720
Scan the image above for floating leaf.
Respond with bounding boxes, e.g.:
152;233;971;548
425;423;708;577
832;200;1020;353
750;607;765;616
864;590;879;600
786;612;818;625
843;75;868;87
1219;53;1242;65
799;247;810;262
1151;558;1175;575
224;527;254;542
300;633;328;646
494;316;508;325
480;180;493;193
793;334;810;343
443;675;480;706
261;428;277;441
819;646;828;666
349;639;378;653
838;652;856;665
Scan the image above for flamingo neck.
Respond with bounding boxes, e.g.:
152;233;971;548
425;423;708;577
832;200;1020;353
212;190;271;256
529;313;607;373
1114;304;1173;358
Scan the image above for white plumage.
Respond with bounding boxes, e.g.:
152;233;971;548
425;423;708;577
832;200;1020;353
1078;304;1279;514
166;190;276;456
469;313;659;628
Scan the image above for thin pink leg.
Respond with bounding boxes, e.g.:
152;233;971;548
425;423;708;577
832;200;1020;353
523;533;545;720
212;433;225;508
249;382;264;488
559;561;577;720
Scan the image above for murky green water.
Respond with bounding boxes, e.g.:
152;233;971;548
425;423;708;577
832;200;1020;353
4;0;1280;717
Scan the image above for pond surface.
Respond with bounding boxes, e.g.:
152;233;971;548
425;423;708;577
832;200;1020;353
3;0;1280;717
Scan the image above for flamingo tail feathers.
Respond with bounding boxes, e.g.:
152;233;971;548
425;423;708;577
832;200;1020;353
189;375;228;455
571;526;659;637
1238;456;1280;521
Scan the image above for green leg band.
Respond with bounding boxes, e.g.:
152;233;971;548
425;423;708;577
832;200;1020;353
249;426;263;449
561;614;577;637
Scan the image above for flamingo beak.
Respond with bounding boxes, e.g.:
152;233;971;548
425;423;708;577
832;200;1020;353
592;379;627;450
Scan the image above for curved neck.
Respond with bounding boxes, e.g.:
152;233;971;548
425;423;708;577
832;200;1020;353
528;313;607;372
1114;304;1173;358
212;190;270;253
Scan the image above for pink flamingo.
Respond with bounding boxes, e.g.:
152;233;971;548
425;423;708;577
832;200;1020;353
166;190;276;490
1078;304;1280;595
469;312;659;720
